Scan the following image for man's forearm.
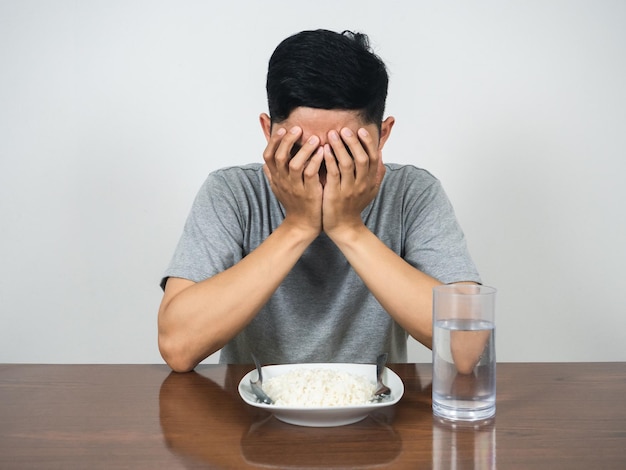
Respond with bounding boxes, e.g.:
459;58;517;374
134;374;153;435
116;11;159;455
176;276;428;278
158;222;317;372
328;224;441;348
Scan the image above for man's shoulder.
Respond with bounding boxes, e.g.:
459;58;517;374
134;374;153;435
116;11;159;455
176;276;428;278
210;163;265;178
383;163;439;186
203;163;266;188
384;162;434;174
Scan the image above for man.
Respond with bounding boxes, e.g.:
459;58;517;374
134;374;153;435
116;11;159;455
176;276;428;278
158;29;480;372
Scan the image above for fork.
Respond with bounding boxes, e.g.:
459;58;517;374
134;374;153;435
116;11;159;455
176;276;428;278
250;354;273;404
372;353;392;401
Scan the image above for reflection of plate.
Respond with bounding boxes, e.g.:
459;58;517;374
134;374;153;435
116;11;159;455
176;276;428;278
238;363;404;427
241;413;402;468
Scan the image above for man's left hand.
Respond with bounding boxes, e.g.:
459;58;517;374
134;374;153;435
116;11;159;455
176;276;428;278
321;127;385;239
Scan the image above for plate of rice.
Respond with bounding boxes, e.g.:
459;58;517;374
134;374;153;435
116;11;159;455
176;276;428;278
238;363;404;427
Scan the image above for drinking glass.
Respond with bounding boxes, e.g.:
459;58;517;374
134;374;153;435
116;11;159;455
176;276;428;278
432;284;497;421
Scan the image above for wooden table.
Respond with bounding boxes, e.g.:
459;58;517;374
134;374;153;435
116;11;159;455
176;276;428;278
1;363;625;469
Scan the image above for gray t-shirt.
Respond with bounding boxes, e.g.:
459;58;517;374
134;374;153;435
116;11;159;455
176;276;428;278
162;163;480;364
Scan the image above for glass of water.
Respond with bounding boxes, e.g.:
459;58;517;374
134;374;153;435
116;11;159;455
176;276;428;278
432;284;497;421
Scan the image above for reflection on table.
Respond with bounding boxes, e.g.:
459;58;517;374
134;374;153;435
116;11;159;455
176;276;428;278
1;363;625;468
158;364;498;468
158;367;408;468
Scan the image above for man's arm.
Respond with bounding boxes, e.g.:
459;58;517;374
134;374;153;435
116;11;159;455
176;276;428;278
158;222;317;372
322;124;443;348
326;220;442;348
158;125;323;372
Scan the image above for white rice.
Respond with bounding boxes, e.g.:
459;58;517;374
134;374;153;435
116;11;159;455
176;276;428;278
263;368;375;407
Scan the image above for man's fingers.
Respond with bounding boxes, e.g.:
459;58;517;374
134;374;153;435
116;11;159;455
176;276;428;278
290;134;320;175
356;127;380;182
274;126;303;173
327;129;355;185
340;127;371;182
303;147;324;184
262;127;287;174
323;144;339;186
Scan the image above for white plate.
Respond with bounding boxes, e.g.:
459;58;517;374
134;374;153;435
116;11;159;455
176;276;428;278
238;363;404;427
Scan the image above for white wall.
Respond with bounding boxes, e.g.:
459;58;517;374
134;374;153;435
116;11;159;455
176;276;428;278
1;1;624;364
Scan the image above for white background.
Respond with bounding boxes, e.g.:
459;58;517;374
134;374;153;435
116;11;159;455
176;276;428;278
1;1;625;365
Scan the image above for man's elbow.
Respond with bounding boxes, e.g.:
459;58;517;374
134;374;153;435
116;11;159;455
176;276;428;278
158;334;198;373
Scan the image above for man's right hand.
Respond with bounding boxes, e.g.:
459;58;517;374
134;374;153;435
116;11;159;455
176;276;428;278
262;125;324;237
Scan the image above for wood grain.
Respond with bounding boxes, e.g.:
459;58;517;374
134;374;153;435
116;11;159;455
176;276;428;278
1;363;625;468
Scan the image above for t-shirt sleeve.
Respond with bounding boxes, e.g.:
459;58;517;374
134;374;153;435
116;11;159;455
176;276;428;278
161;172;245;289
402;176;481;285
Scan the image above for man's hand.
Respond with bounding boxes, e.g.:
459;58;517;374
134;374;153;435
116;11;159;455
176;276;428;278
321;127;385;239
263;126;325;237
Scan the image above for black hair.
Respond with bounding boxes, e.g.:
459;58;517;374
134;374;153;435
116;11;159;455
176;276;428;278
266;29;389;125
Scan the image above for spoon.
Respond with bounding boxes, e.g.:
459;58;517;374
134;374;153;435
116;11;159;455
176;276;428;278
250;354;273;405
372;353;392;401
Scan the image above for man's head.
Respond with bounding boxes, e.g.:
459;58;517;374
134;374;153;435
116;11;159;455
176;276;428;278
266;29;389;127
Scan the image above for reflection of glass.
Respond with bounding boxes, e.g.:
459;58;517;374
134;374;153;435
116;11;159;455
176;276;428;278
241;409;402;468
432;416;496;469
